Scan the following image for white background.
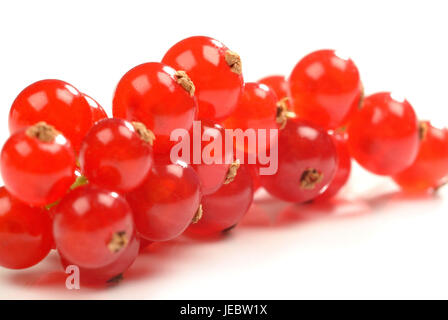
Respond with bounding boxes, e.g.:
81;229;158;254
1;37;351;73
1;0;448;299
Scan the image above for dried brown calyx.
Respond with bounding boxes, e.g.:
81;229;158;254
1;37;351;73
225;50;242;75
276;97;295;130
175;70;195;96
419;121;429;141
224;160;240;184
26;121;60;143
107;231;129;253
358;83;365;109
192;204;203;224
300;168;323;190
132;121;155;146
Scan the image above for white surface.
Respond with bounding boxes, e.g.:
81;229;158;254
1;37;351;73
1;0;448;299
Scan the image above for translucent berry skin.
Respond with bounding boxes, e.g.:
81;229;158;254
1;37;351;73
9;80;94;151
393;121;448;192
60;235;140;285
162;36;244;121
126;163;201;242
288;50;362;129
223;82;279;154
314;131;351;201
53;185;135;269
0;187;53;269
113;62;197;154
348;92;419;175
0;129;77;206
79;118;154;193
258;75;289;100
187;165;254;236
260;119;338;203
190;121;230;195
83;94;108;123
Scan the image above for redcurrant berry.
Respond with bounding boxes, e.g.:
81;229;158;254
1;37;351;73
79;118;154;193
393;121;448;192
288;50;362;129
260;119;338;203
83;94;108;123
258;75;289;100
1;122;77;206
314;131;351;201
0;187;53;269
223;82;279;154
187;165;254;236
60;235;140;285
189;120;231;195
126;162;201;242
162;36;244;121
53;185;135;269
348;92;419;175
113;62;197;154
9;79;94;151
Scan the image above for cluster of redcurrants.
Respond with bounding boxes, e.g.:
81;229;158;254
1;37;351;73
0;36;447;286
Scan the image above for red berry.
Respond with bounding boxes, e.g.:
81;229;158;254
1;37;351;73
189;121;231;195
83;94;108;123
113;62;197;154
9;79;94;151
393;121;448;192
348;92;419;175
260;119;338;203
314;131;351;201
223;82;279;155
0;187;53;269
126;163;201;242
162;36;243;121
60;235;140;285
79;118;154;193
258;75;289;100
187;165;253;236
53;185;135;269
1;122;76;206
288;50;362;129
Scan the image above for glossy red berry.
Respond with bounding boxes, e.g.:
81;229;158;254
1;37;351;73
1;122;76;206
53;185;135;269
189;121;231;195
223;82;279;155
288;50;362;129
79;118;154;193
0;187;53;269
348;92;419;175
314;131;351;201
162;36;244;121
9;79;94;151
60;235;140;285
83;94;108;123
258;75;289;100
126;163;201;242
260;119;338;203
113;62;197;154
187;165;253;236
393;121;448;192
